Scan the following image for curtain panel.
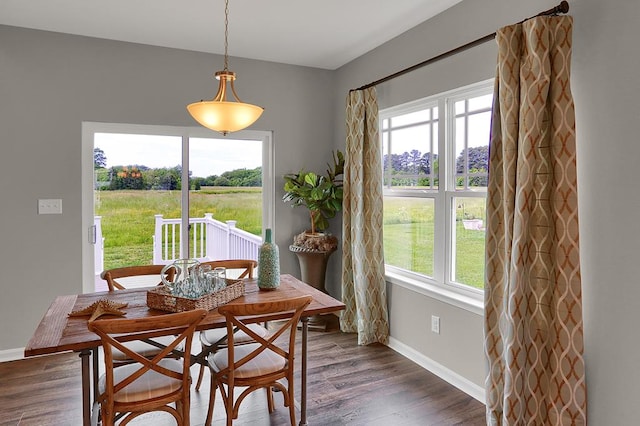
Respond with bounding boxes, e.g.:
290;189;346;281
341;88;389;345
484;16;586;425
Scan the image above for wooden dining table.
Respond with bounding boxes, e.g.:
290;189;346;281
25;274;345;426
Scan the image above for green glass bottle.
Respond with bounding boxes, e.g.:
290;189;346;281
258;228;280;290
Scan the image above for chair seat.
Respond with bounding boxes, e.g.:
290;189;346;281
111;335;183;361
98;358;184;403
209;343;286;378
200;324;269;347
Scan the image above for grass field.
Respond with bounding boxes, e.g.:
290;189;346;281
383;196;486;289
96;188;485;289
95;188;262;269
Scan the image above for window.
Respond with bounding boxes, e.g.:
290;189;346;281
81;123;274;293
381;80;492;300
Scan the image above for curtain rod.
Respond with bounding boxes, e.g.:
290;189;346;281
353;1;570;92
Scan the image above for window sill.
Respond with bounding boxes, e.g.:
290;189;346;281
385;270;484;316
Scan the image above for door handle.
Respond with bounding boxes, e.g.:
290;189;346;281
88;225;97;244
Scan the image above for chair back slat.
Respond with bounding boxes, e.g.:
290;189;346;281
200;259;257;279
100;264;175;291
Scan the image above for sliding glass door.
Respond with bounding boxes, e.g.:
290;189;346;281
82;123;273;293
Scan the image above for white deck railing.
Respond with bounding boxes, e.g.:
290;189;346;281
152;213;262;264
94;214;262;274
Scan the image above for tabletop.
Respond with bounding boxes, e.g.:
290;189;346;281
25;274;345;357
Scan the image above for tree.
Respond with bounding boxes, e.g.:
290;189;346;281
94;147;107;169
190;177;205;190
147;166;181;190
109;166;145;190
217;167;262;187
456;146;488;174
456;146;489;187
99;164;261;191
420;152;434;175
382;150;439;187
213;176;231;186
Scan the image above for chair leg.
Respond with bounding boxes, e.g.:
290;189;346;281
101;404;113;426
226;384;234;426
205;375;216;426
195;363;206;391
286;388;296;425
286;379;297;426
195;342;209;391
267;387;275;413
182;393;191;426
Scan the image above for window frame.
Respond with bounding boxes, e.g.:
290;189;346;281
380;79;493;313
81;122;274;294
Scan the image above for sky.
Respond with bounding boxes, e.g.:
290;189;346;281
94;133;262;178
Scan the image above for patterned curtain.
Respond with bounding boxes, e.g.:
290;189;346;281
484;16;586;425
341;87;389;345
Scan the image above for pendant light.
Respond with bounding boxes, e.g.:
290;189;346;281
187;0;263;136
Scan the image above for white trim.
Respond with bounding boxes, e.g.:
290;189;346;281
0;347;25;362
379;79;493;300
82;122;274;293
82;122;96;294
386;270;484;315
259;131;275;238
388;336;486;403
181;135;190;258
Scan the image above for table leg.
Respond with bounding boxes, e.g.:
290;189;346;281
299;316;309;426
78;349;92;426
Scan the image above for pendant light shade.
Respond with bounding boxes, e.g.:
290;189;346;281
187;0;263;136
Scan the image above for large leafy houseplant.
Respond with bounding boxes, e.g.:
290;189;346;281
283;151;344;251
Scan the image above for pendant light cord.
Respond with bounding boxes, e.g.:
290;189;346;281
187;0;264;134
223;0;229;71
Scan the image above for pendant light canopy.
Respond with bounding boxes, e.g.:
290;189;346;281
187;0;263;136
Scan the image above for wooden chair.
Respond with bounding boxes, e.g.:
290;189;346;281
100;264;180;365
100;264;175;291
199;259;257;280
205;296;312;426
195;259;266;391
88;309;207;426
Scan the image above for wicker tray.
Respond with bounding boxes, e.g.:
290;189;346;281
146;279;245;312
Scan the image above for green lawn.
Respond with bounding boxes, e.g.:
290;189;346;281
383;196;486;289
453;225;486;288
95;188;262;269
383;197;436;276
96;189;485;289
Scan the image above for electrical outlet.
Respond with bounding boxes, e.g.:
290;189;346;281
431;315;440;334
38;199;63;215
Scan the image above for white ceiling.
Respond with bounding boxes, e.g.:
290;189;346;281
0;0;464;70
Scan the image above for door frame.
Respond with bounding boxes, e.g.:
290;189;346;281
81;122;274;293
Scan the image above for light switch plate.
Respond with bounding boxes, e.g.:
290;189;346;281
38;199;62;214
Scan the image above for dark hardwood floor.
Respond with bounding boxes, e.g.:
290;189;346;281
0;325;485;425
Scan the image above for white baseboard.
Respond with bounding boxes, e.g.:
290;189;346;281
0;347;25;363
387;337;486;403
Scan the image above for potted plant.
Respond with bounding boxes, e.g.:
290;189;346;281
282;151;344;319
283;150;344;252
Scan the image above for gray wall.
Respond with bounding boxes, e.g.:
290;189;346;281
0;25;333;350
2;0;640;422
333;0;640;423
